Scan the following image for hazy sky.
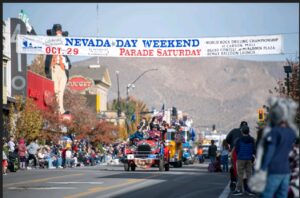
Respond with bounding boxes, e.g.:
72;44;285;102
3;3;299;64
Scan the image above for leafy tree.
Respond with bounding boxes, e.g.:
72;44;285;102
8;102;17;137
28;55;46;77
86;120;118;146
8;95;24;138
40;95;63;143
268;58;299;125
118;124;129;140
63;89;117;144
108;96;149;139
63;89;95;136
8;96;43;141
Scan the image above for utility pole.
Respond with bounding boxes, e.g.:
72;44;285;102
125;68;158;135
116;71;121;126
125;84;132;134
284;65;292;97
96;3;100;65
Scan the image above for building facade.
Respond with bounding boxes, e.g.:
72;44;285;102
68;65;111;113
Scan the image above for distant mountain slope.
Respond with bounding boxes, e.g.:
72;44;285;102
73;57;285;132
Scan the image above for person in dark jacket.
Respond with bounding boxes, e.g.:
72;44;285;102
208;140;218;163
139;117;148;130
233;125;255;196
149;116;160;131
226;121;248;151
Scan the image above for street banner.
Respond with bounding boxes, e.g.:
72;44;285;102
17;34;283;57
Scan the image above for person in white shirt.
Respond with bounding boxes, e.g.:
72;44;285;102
7;136;15;154
65;147;72;167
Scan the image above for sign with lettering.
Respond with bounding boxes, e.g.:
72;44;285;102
11;18;27;96
17;34;282;57
67;76;94;92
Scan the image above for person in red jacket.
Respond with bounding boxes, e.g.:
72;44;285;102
61;147;67;168
18;138;27;169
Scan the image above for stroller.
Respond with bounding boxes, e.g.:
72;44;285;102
208;155;222;172
8;150;19;172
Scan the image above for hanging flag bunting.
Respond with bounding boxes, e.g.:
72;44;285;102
17;34;282;57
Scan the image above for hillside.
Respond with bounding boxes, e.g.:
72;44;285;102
73;57;285;133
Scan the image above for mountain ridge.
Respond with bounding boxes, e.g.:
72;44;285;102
72;56;285;133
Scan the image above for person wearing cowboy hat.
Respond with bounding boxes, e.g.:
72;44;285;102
45;24;72;115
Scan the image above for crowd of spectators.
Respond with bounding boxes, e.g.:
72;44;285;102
2;136;127;174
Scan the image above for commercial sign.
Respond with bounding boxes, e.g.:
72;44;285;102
17;34;283;57
10;18;27;96
27;70;55;110
67;76;94;92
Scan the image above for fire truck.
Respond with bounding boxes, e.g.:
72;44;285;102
165;128;183;167
123;130;170;171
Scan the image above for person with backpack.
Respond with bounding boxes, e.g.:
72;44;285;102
232;125;256;196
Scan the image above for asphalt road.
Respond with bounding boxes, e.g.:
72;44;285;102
3;162;259;198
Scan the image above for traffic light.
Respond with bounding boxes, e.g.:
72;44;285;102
212;124;216;131
258;108;265;122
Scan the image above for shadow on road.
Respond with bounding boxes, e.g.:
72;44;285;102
93;165;230;198
106;172;228;198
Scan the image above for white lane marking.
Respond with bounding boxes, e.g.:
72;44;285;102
218;182;231;198
95;179;165;198
8;187;76;190
48;182;104;185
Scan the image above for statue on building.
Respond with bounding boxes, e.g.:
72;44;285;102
45;24;72;115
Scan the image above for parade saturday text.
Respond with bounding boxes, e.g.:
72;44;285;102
17;35;282;57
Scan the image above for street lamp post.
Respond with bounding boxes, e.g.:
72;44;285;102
125;68;159;134
283;65;292;96
116;71;121;126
